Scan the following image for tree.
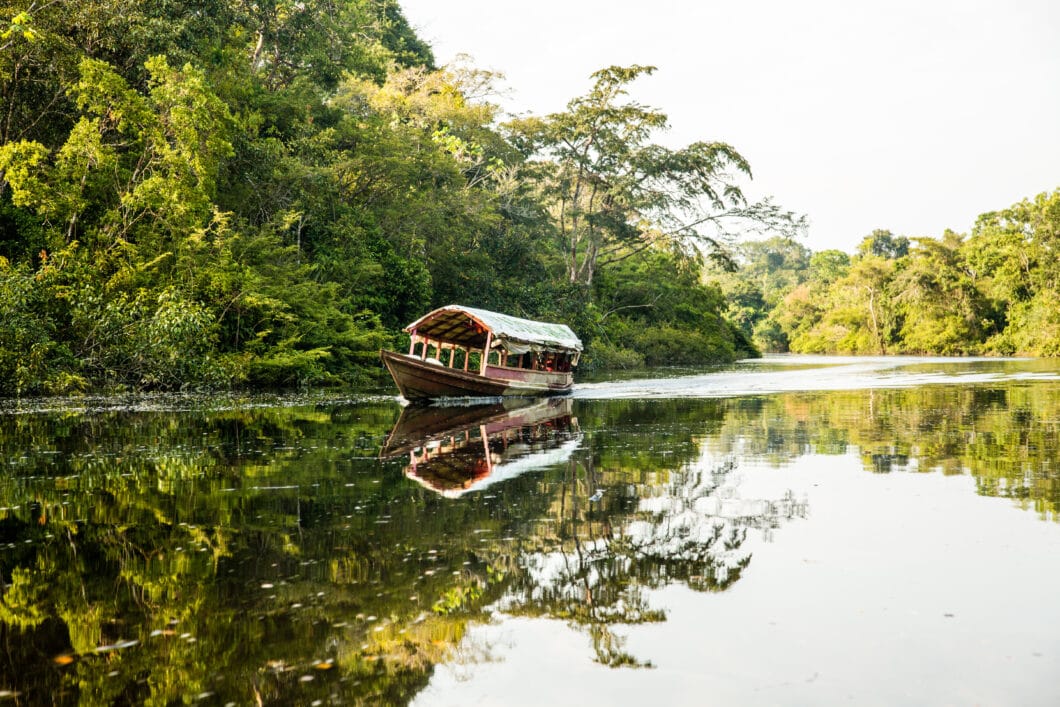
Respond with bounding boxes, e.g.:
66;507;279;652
808;249;850;284
786;256;897;354
319;64;511;327
973;190;1060;355
856;229;909;259
890;231;993;354
733;236;811;306
593;247;755;366
0;0;450;391
507;65;804;286
773;282;826;352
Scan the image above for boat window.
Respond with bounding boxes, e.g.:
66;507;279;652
472;346;576;371
452;348;468;370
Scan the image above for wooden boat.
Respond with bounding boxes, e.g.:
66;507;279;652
380;305;582;401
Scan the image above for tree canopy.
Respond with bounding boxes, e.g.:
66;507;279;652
506;65;804;287
0;2;810;394
2;0;1056;397
713;189;1060;357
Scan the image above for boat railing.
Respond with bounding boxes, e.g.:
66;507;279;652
408;335;575;377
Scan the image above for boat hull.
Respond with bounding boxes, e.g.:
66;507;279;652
380;349;572;401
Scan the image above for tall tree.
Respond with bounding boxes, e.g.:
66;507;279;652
507;65;804;286
856;229;909;259
734;236;811;306
890;231;993;354
973;189;1060;354
785;255;897;355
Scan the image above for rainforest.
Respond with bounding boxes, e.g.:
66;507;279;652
0;1;1057;396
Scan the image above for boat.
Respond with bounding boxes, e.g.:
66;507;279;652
380;397;581;498
380;305;582;401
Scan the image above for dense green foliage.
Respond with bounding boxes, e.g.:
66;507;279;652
0;1;795;394
712;191;1060;356
6;0;1048;396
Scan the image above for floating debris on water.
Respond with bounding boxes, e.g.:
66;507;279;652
94;640;138;653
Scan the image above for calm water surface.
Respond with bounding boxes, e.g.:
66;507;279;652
1;356;1059;705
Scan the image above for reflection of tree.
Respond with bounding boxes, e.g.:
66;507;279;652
498;454;807;668
0;395;810;699
708;381;1060;519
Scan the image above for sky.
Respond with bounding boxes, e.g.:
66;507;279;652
398;0;1060;253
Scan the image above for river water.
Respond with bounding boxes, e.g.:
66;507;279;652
1;356;1059;705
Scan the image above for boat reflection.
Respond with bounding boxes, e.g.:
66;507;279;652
382;398;581;498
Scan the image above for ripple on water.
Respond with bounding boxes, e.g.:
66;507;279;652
572;355;1060;399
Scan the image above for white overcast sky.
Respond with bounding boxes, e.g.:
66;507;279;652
399;0;1060;253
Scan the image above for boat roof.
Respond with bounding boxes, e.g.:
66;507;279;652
405;305;583;353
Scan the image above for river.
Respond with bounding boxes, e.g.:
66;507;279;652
1;356;1058;704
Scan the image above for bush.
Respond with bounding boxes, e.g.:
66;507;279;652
583;342;644;370
0;259;62;395
629;325;738;366
68;286;224;389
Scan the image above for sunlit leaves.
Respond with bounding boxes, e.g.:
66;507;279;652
0;139;49;206
3;55;233;252
763;189;1060;357
0;10;35;43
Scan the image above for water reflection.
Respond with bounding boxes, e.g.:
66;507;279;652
499;453;807;668
382;398;581;498
0;363;1059;703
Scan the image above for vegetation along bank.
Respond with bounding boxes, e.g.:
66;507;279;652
0;2;1055;394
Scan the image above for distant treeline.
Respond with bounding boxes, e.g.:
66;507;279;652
0;0;815;395
713;189;1060;356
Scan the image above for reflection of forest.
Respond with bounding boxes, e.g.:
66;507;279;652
710;385;1060;518
0;381;1056;703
